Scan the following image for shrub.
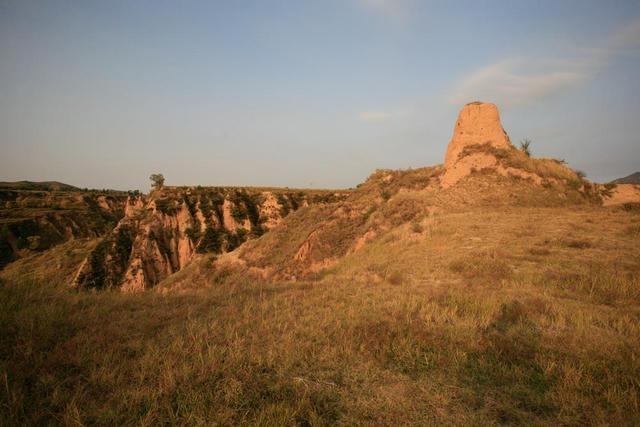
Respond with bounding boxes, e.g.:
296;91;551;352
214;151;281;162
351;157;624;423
276;193;290;216
567;179;582;190
411;221;424;234
226;229;249;251
0;237;13;267
562;239;592;249
601;183;617;198
185;227;200;242
209;190;225;206
529;247;551;256
83;238;110;289
384;197;422;226
154;198;177;215
250;224;264;238
199;198;212;222
386;271;404;285
622;203;640;213
197;227;223;253
287;192;305;211
237;191;261;226
362;205;377;222
519;139;532;157
16;237;27;249
115;226;133;269
0;224;13;268
183;195;197;218
231;203;246;222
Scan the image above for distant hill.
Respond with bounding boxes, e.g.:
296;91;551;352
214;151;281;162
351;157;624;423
611;172;640;184
0;181;80;191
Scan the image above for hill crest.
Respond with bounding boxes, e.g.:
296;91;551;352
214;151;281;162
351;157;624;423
0;181;80;191
611;172;640;184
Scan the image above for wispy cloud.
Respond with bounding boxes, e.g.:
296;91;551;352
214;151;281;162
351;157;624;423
355;0;410;21
448;59;585;107
448;18;640;107
358;111;394;122
608;18;640;54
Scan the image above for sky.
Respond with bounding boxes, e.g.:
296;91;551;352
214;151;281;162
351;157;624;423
1;0;639;191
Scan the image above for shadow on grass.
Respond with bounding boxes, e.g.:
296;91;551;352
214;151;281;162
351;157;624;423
461;300;556;424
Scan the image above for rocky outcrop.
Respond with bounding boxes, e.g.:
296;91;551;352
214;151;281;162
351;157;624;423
444;102;510;168
74;187;349;291
441;102;513;187
440;103;619;206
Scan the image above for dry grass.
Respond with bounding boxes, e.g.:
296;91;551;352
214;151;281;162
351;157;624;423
460;143;579;183
1;176;639;424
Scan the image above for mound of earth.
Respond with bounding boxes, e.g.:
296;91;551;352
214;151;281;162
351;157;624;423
188;102;614;285
611;172;640;184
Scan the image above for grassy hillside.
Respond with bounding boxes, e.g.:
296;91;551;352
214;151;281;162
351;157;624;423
1;166;639;424
231;162;605;283
0;181;80;191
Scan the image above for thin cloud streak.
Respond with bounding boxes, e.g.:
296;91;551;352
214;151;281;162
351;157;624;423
448;59;585;107
358;111;394;121
449;18;640;107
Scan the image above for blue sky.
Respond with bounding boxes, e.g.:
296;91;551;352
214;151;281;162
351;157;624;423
1;0;639;190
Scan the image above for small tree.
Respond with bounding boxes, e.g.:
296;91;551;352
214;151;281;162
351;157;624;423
519;139;532;157
149;173;165;190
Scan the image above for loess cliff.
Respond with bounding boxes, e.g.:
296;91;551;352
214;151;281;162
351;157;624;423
73;186;349;291
0;189;129;268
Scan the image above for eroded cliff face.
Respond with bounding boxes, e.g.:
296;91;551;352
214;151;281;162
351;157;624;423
441;102;513;188
443;102;511;170
0;190;129;268
74;187;349;291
